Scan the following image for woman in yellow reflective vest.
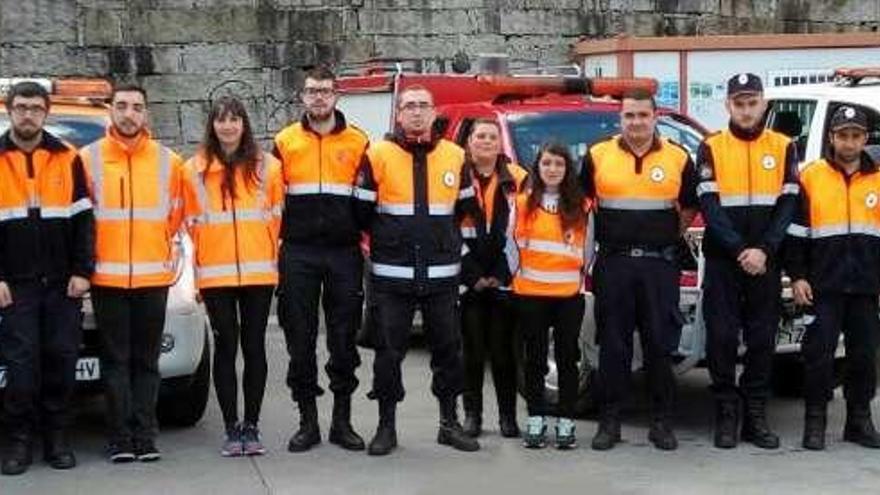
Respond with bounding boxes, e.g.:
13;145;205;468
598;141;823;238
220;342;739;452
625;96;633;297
185;96;283;457
505;143;591;449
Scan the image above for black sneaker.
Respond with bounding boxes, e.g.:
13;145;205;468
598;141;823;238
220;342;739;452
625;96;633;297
134;439;161;462
107;440;136;464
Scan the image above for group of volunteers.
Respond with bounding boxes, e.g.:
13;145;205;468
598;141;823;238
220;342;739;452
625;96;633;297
2;65;879;476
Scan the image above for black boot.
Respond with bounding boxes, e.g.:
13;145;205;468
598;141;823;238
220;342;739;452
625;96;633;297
591;404;621;451
714;400;739;449
843;404;880;449
43;430;76;470
741;398;780;449
368;400;398;456
802;404;827;451
462;391;482;438
437;398;480;452
329;395;365;451
287;399;321;452
648;405;678;451
499;412;521;438
1;435;32;476
463;414;482;438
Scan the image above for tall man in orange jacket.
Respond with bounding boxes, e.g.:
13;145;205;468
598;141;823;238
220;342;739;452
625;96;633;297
583;90;699;451
354;85;481;456
80;84;190;463
273;66;369;452
0;81;94;476
697;74;799;450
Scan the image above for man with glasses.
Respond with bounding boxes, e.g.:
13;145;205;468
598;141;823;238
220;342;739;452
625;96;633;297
0;81;95;475
273;66;369;453
354;85;480;456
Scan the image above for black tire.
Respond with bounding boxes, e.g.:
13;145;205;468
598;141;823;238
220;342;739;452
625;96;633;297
158;329;211;427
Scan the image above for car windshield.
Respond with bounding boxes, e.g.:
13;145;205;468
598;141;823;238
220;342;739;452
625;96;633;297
0;114;106;148
507;110;703;167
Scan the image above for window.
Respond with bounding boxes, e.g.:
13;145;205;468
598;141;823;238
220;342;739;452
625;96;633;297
767;69;834;88
656;115;703;160
766;99;817;161
507;111;619;168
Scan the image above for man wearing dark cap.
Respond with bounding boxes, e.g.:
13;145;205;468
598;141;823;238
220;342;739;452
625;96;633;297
786;105;880;450
696;73;799;449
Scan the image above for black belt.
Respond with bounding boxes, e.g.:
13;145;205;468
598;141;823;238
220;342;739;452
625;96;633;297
600;244;677;262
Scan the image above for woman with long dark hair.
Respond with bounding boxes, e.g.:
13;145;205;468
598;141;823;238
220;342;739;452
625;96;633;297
459;119;528;438
505;143;591;449
185;96;283;457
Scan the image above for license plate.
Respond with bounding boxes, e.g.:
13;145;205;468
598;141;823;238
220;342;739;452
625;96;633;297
75;357;100;381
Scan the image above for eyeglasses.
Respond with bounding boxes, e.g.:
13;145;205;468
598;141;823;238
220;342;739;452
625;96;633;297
11;104;47;117
301;87;335;98
399;102;434;113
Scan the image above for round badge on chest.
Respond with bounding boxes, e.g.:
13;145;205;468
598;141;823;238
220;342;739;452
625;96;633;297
443;170;456;188
649;166;666;183
866;192;878;209
761;154;776;171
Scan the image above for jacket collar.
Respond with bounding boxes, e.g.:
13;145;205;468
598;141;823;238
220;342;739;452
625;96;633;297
0;130;69;153
616;134;662;157
827;151;878;176
301;109;348;136
727;121;764;142
105;126;153;155
390;126;441;153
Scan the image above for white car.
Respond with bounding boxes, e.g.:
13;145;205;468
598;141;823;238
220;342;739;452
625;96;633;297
765;67;880;166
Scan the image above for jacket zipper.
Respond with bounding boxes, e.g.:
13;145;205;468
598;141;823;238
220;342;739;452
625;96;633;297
231;197;242;285
318;134;323;193
127;157;134;288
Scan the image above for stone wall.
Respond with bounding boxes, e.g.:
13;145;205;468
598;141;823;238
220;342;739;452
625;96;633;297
1;0;878;149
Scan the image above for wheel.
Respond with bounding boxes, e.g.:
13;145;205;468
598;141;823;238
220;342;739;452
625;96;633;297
157;329;211;427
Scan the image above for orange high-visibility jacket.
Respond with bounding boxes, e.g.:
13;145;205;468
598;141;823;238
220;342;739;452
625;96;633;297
785;155;880;294
507;192;591;297
185;152;283;289
80;128;190;289
0;131;95;283
273;111;368;246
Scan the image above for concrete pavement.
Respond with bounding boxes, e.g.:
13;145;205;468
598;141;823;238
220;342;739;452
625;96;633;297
3;324;880;495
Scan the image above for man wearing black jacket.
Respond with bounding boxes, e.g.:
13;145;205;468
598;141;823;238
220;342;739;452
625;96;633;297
696;73;799;449
354;85;480;456
0;81;95;475
786;105;880;450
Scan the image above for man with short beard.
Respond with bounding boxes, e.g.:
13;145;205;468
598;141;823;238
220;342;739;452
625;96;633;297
79;83;190;463
786;105;880;451
0;81;95;475
272;66;369;453
585;89;699;452
697;73;799;450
